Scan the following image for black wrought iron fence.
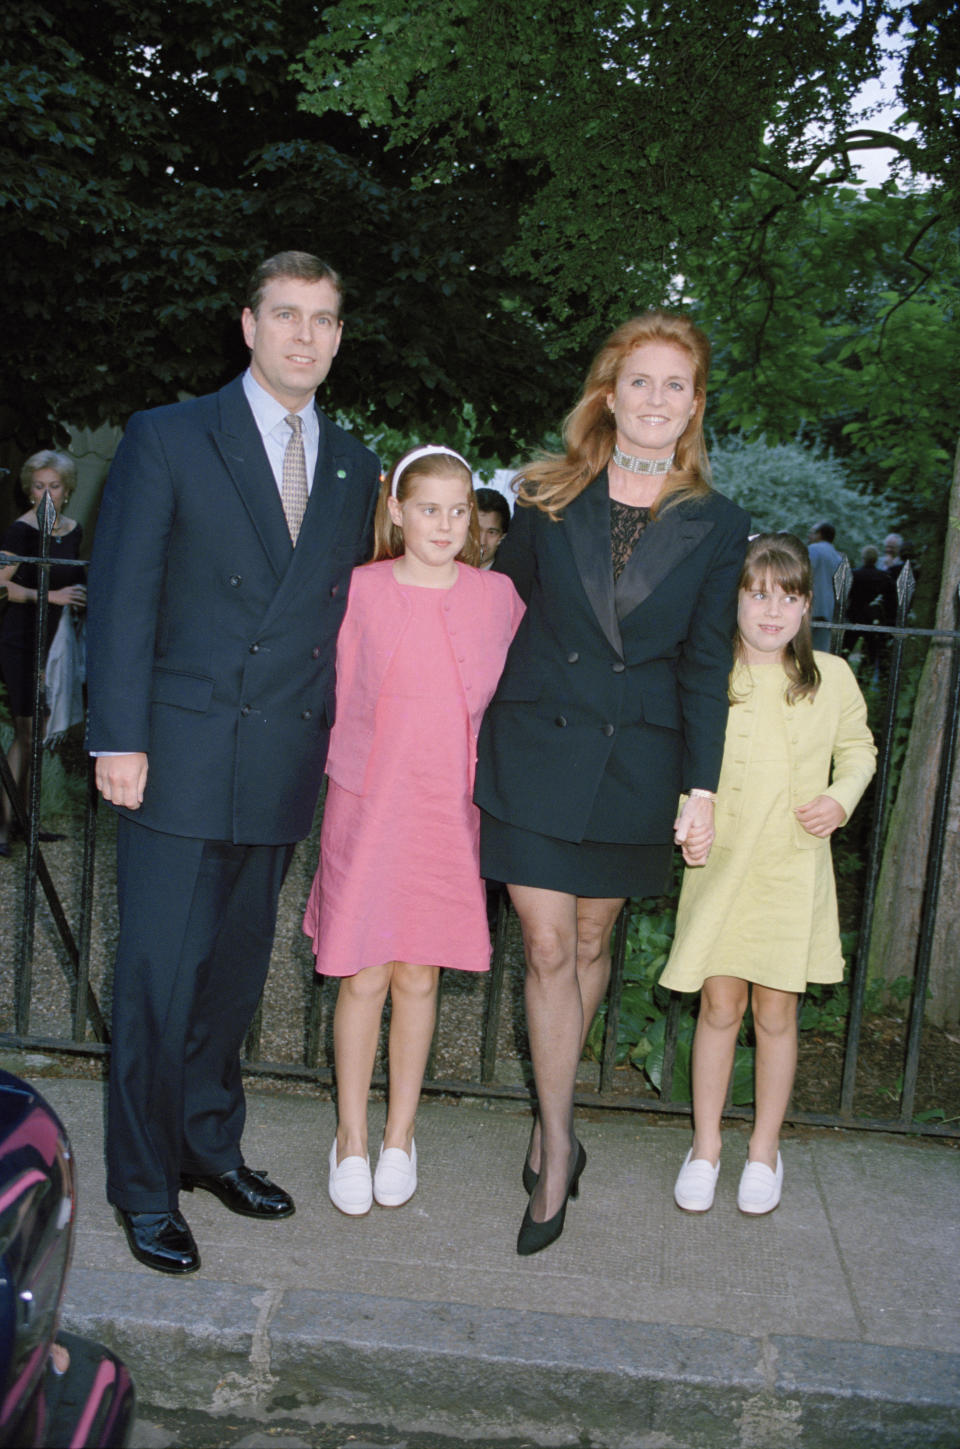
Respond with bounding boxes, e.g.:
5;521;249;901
2;541;958;1139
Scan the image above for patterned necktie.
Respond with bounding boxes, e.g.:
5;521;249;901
281;413;308;544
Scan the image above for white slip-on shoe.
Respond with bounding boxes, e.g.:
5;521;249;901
737;1152;783;1215
328;1140;372;1216
673;1148;721;1212
373;1140;417;1207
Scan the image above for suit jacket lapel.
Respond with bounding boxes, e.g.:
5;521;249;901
211;378;292;580
565;473;623;657
615;501;715;622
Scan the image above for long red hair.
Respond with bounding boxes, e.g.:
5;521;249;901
516;310;712;520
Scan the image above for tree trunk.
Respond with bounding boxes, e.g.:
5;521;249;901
868;437;960;1026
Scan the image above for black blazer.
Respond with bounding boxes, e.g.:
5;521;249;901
86;375;379;844
474;473;749;845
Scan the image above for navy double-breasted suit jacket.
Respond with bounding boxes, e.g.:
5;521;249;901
86;375;380;845
474;473;750;845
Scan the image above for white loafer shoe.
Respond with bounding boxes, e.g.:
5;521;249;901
673;1149;720;1212
373;1140;417;1207
737;1152;783;1215
328;1140;372;1216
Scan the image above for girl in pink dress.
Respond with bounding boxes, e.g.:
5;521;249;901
303;446;524;1216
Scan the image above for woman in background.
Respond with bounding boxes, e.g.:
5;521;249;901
0;450;86;854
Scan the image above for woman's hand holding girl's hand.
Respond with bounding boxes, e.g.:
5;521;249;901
795;795;845;838
674;794;715;867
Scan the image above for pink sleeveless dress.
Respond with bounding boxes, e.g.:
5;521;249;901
304;580;495;975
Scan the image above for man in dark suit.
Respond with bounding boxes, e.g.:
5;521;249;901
86;251;380;1274
844;544;897;671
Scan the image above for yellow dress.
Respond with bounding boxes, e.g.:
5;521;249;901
660;654;876;993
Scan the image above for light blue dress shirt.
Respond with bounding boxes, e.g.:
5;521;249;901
242;369;320;494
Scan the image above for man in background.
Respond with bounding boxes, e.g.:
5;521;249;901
844;544;897;675
808;521;843;652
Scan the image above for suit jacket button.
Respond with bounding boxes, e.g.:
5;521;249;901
555;715;567;728
611;661;625;673
240;705;251;717
330;583;340;596
567;651;579;663
301;709;312;720
229;574;242;587
249;642;260;654
311;647;321;659
602;723;615;737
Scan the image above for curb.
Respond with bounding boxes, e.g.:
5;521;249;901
63;1271;960;1449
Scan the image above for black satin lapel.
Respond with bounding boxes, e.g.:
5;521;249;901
565;476;623;656
212;384;292;579
615;508;715;621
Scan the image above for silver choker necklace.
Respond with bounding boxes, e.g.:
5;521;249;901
612;444;674;476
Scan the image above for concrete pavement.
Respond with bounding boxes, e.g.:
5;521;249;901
13;1063;960;1449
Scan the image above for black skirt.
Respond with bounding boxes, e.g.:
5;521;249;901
480;811;672;900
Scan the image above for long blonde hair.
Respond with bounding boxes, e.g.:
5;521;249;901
371;448;483;567
733;533;821;705
516;310;712;520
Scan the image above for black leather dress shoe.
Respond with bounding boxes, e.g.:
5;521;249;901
180;1165;295;1219
116;1208;200;1274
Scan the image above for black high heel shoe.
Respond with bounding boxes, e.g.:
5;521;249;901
517;1140;586;1257
522;1116;541;1193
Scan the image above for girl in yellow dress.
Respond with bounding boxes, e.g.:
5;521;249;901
660;533;876;1216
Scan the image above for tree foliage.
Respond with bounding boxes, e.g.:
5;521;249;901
690;183;959;505
708;435;890;552
4;0;957;504
296;0;959;514
0;0;568;466
298;0;911;343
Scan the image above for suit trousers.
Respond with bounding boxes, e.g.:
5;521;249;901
106;815;295;1211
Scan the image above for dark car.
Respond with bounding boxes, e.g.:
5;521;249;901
0;1070;134;1447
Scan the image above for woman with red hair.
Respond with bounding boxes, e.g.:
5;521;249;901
475;311;750;1254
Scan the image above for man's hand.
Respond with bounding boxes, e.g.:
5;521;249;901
95;753;148;810
795;794;845;838
674;794;716;867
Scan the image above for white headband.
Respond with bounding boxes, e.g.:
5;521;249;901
391;444;471;497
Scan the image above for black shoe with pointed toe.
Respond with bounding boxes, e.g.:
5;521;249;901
517;1140;586;1256
522;1116;541;1193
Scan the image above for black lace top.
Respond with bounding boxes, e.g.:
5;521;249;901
610;499;650;582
